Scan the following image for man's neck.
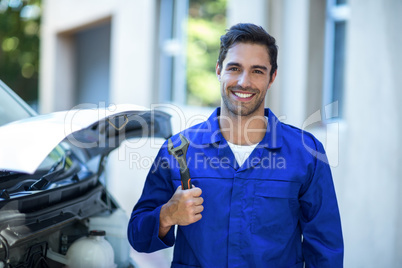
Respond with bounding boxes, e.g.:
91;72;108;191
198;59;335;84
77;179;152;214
219;108;267;145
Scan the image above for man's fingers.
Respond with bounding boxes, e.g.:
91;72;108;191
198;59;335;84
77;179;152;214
193;213;202;222
189;186;202;197
194;205;204;214
177;185;202;197
194;196;204;206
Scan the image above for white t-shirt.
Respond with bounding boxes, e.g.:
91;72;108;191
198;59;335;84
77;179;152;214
227;141;258;167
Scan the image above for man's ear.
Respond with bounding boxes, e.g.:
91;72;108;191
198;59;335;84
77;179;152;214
216;62;221;81
268;70;277;89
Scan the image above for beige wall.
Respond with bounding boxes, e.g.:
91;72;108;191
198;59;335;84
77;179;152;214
340;0;402;266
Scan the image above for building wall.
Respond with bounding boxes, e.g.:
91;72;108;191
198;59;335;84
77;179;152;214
40;0;157;113
340;0;402;266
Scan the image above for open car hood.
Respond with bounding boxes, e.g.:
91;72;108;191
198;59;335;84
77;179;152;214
0;104;171;174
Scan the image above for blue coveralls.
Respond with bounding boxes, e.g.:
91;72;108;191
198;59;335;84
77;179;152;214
128;108;344;268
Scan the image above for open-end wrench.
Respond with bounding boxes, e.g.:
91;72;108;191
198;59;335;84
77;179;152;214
168;134;192;190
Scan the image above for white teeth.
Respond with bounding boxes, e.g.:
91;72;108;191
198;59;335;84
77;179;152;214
234;92;253;98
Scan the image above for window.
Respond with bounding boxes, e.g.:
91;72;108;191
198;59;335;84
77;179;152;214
156;0;226;106
156;0;188;104
186;0;226;107
323;0;349;119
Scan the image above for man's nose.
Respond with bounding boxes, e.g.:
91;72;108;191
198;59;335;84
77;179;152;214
238;72;251;88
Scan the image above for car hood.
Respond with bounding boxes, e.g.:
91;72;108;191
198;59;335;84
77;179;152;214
0;104;171;174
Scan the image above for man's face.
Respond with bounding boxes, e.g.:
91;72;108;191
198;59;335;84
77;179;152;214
216;42;276;117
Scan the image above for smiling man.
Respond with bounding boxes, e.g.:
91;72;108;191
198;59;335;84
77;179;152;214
128;23;344;267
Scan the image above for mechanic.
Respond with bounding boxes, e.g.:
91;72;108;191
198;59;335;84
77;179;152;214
128;23;344;267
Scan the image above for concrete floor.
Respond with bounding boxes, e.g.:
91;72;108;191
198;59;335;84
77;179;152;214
130;248;173;268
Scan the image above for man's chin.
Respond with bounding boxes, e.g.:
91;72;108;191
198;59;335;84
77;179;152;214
221;97;263;117
228;106;258;117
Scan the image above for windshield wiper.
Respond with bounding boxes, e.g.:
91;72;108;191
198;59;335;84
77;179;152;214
28;155;66;191
0;171;29;200
0;179;37;200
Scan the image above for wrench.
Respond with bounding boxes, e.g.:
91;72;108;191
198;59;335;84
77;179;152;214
167;134;192;190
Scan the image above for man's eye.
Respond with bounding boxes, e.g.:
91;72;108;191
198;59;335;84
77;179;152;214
254;70;264;74
228;67;239;71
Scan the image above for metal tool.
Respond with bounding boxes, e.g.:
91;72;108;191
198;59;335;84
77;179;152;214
168;134;192;190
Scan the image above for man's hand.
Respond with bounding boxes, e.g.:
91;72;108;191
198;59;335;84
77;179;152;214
159;186;204;238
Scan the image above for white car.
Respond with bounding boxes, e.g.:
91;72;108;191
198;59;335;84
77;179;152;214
0;80;172;268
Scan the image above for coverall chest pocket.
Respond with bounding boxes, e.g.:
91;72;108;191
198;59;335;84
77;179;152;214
251;180;300;238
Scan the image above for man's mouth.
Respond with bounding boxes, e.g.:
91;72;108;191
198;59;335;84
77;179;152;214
234;92;253;98
231;91;255;100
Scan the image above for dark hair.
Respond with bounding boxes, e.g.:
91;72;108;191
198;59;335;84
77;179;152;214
218;23;278;79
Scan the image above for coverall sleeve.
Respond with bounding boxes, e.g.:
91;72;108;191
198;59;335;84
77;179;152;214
127;145;176;253
299;139;344;267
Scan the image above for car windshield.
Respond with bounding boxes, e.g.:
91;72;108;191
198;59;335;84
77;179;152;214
0;81;35;127
37;142;72;172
